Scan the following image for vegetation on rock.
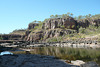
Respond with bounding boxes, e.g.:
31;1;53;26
0;36;3;40
10;29;26;35
1;13;100;42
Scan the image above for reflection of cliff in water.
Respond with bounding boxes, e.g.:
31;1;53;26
0;46;13;52
0;45;20;52
13;47;100;66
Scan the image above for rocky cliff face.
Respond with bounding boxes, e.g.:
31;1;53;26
0;34;23;40
24;29;77;42
93;19;100;27
1;17;100;42
23;17;94;42
28;23;39;29
42;17;78;30
78;19;90;28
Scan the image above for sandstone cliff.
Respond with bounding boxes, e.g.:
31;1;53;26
24;17;79;42
42;17;78;30
1;16;100;42
24;17;100;42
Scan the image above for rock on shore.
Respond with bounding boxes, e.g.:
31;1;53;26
80;61;99;67
0;54;79;67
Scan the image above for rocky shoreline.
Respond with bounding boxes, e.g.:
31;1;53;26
0;39;100;49
0;54;79;67
0;54;99;67
0;41;100;67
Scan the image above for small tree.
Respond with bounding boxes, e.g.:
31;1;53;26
33;20;37;23
77;25;79;29
50;15;55;18
88;14;91;18
67;12;70;16
79;27;85;34
78;15;82;20
55;14;58;18
62;14;65;18
70;13;73;17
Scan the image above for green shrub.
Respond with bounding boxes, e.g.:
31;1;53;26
72;25;75;28
0;36;3;40
61;25;65;28
79;27;86;34
46;37;58;42
34;22;43;29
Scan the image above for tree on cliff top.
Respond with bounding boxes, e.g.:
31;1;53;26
50;12;73;19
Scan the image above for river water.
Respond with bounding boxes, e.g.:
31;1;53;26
1;46;100;66
11;46;100;65
0;51;13;55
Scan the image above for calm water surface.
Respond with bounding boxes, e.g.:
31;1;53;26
12;47;100;65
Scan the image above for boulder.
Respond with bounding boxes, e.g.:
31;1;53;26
28;23;39;29
64;17;78;30
71;60;85;66
80;61;99;67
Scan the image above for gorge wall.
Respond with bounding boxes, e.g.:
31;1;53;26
0;17;100;42
24;17;100;42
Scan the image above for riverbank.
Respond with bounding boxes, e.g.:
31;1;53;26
0;53;99;67
0;54;80;67
10;47;100;66
0;42;100;67
0;40;100;49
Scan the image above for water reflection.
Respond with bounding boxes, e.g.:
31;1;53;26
12;47;100;65
32;47;100;65
0;51;13;55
